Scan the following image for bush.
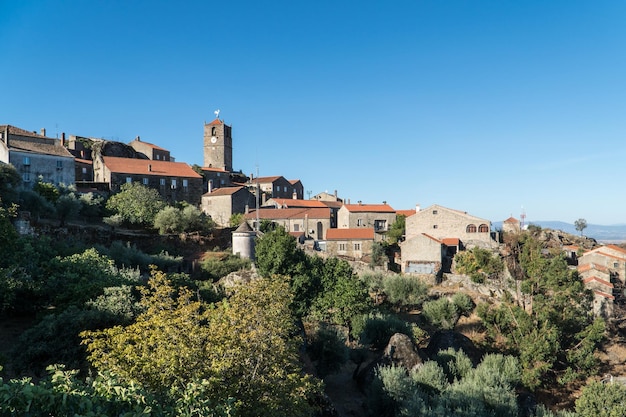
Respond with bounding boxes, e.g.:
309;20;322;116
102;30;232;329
451;292;475;317
421;297;460;330
199;253;252;282
356;312;414;349
154;206;181;234
383;275;429;309
306;325;348;377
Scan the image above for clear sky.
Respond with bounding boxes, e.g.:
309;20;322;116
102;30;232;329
2;1;626;225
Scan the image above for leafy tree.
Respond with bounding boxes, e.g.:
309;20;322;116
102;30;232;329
454;247;504;283
306;324;349;377
17;188;55;221
387;214;406;245
0;162;20;203
382;274;429;309
575;218;588;236
229;212;244;227
33;179;60;203
78;191;105;220
255;226;307;278
106;182;166;226
153;206;181;234
82;270;322;417
55;193;81;226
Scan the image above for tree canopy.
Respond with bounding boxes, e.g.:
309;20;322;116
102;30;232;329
105;182;166;226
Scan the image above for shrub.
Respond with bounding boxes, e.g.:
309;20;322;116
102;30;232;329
154;206;182;234
451;292;475;317
199;253;252;282
357;312;414;349
382;275;429;309
421;297;460;330
306;325;349;377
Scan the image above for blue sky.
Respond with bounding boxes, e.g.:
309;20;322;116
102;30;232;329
2;1;626;225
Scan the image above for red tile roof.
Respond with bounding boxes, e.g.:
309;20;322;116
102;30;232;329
441;238;460;246
253;175;283;183
593;289;615;300
201;166;229;173
266;198;327;208
504;217;519;223
203;186;245;196
103;156;201;178
577;263;610;274
583;276;614;288
396;209;416;217
207;118;222;126
343;204;395;213
326;228;375;240
245;207;331;220
75;158;93;165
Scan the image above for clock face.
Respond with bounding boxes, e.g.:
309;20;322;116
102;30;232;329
210;136;217;144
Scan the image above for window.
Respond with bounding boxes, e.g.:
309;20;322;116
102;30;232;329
338;243;347;251
478;224;489;233
614;262;619;268
126;177;132;183
156;154;160;160
23;156;30;165
82;167;87;174
22;172;31;182
160;178;166;186
171;179;177;189
374;220;387;231
357;218;364;227
294;224;299;232
182;179;188;188
433;225;438;229
56;160;63;168
433;210;438;214
354;243;361;251
284;186;287;192
466;224;477;233
143;178;149;185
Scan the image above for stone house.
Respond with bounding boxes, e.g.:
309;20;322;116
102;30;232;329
248;175;304;203
322;228;375;260
577;244;626;317
128;137;172;161
502;216;521;234
201;186;256;227
0;125;75;186
96;156;203;205
311;190;342;203
262;198;328;209
405;204;497;249
337;203;396;237
201;166;232;193
399;233;447;275
244;207;332;240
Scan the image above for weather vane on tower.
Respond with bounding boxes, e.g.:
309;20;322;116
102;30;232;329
214;109;220;119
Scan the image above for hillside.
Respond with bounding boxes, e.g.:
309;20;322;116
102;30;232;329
493;220;626;243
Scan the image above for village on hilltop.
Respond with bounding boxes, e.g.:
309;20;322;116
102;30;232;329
2;117;625;319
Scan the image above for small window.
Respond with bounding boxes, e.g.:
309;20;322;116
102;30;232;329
143;178;149;185
126;177;132;183
339;243;346;251
433;225;438;229
433;210;438;214
22;172;31;182
82;167;87;174
171;179;177;189
354;243;361;251
156;154;160;160
284;186;287;192
160;178;166;186
56;160;63;168
357;218;364;227
466;224;477;233
614;262;619;268
182;179;188;188
23;156;30;165
294;224;299;232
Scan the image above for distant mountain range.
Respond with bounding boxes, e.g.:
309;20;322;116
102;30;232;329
493;221;626;243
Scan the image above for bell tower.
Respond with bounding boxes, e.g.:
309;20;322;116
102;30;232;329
203;112;233;172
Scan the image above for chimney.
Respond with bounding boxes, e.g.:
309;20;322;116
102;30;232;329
136;136;140;141
61;132;65;146
416;204;421;212
208;180;213;193
334;189;337;198
40;128;46;136
292;190;297;199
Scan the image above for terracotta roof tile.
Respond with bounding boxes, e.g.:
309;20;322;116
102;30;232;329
201;166;229;173
326;228;375;240
130;139;167;151
583;276;614;287
103;156;201;178
504;217;519;223
577;263;610;274
343;203;395;213
441;237;460;246
396;209;416;217
207;118;222;126
593;289;615;300
245;207;331;220
422;233;443;243
203;186;244;196
265;198;327;208
253;175;283;183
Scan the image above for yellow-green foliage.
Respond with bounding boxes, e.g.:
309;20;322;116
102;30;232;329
82;269;321;417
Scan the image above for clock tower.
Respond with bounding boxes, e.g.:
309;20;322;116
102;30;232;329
203;116;233;172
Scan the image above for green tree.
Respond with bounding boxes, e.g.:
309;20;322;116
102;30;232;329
33;179;60;203
575;218;588;236
229;212;244;227
55;193;81;226
0;162;20;204
255;226;307;278
106;182;166;226
82;270;322;417
387;214;406;245
154;206;181;234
